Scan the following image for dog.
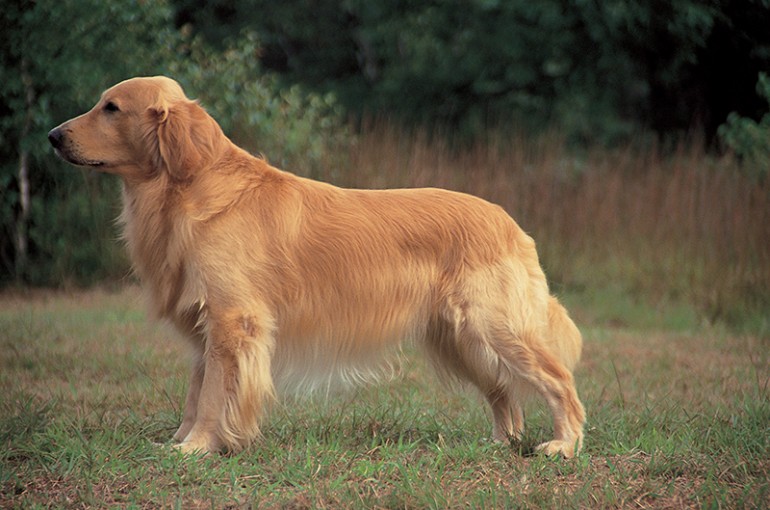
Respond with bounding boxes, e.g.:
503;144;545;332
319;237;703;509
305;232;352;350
48;76;585;457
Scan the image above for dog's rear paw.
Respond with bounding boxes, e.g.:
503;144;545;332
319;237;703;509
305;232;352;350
535;439;581;458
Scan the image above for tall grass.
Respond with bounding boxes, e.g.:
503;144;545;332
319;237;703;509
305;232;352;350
324;123;769;331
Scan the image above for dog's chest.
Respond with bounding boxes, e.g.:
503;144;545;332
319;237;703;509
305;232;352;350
122;191;207;321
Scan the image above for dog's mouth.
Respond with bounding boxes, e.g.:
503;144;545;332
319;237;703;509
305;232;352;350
49;128;106;168
53;148;105;168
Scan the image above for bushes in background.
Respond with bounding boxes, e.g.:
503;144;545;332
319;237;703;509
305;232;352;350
0;1;348;286
719;73;770;179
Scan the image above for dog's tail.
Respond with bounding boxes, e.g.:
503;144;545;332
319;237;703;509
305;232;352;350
543;296;582;372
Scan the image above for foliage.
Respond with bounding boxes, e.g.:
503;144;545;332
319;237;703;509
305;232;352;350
167;33;349;179
719;73;770;178
0;0;179;285
0;0;348;286
175;0;770;142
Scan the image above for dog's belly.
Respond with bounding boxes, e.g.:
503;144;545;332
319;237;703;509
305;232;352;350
270;282;432;392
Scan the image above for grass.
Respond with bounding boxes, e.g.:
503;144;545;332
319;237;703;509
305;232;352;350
1;286;767;508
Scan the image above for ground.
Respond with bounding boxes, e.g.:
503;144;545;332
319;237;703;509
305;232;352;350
1;286;767;508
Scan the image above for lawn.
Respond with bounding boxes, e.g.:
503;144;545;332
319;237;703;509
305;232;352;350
0;285;767;508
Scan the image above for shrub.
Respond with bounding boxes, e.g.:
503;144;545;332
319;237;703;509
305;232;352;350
719;73;770;179
1;3;348;286
169;33;350;180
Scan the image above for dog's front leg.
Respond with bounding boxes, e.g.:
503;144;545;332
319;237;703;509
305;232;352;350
173;353;204;443
175;311;275;455
174;346;228;454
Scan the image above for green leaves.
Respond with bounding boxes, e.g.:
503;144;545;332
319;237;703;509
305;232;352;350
175;0;770;144
1;1;348;285
168;32;349;179
719;73;770;178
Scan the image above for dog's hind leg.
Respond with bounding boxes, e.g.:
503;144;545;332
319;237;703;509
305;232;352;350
424;312;527;445
461;328;583;456
499;337;585;457
436;287;584;457
486;387;525;443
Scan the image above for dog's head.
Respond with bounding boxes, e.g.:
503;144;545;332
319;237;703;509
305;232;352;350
48;76;222;182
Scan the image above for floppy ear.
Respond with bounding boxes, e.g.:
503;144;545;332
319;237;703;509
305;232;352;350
151;99;218;182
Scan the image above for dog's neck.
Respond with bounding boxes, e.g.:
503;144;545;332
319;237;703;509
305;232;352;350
117;147;275;323
119;175;195;320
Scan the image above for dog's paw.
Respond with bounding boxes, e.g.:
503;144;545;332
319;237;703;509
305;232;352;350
535;439;581;458
172;439;215;457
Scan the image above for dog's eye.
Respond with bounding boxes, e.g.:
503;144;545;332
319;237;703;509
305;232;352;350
104;102;120;113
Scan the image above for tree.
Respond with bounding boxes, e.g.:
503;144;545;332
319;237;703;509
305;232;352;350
1;0;180;284
1;0;348;285
173;0;770;143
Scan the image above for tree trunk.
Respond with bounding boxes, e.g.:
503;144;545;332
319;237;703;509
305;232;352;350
15;60;34;281
15;150;30;280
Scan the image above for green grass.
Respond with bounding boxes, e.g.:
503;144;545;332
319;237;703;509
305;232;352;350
1;287;768;508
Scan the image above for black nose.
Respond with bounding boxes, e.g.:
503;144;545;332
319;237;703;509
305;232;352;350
48;128;63;149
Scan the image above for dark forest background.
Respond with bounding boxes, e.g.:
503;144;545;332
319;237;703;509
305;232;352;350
175;0;770;143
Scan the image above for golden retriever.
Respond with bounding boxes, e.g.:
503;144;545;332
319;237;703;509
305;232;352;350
48;76;585;457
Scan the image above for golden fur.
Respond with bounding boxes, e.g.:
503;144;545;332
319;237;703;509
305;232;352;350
48;76;585;457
